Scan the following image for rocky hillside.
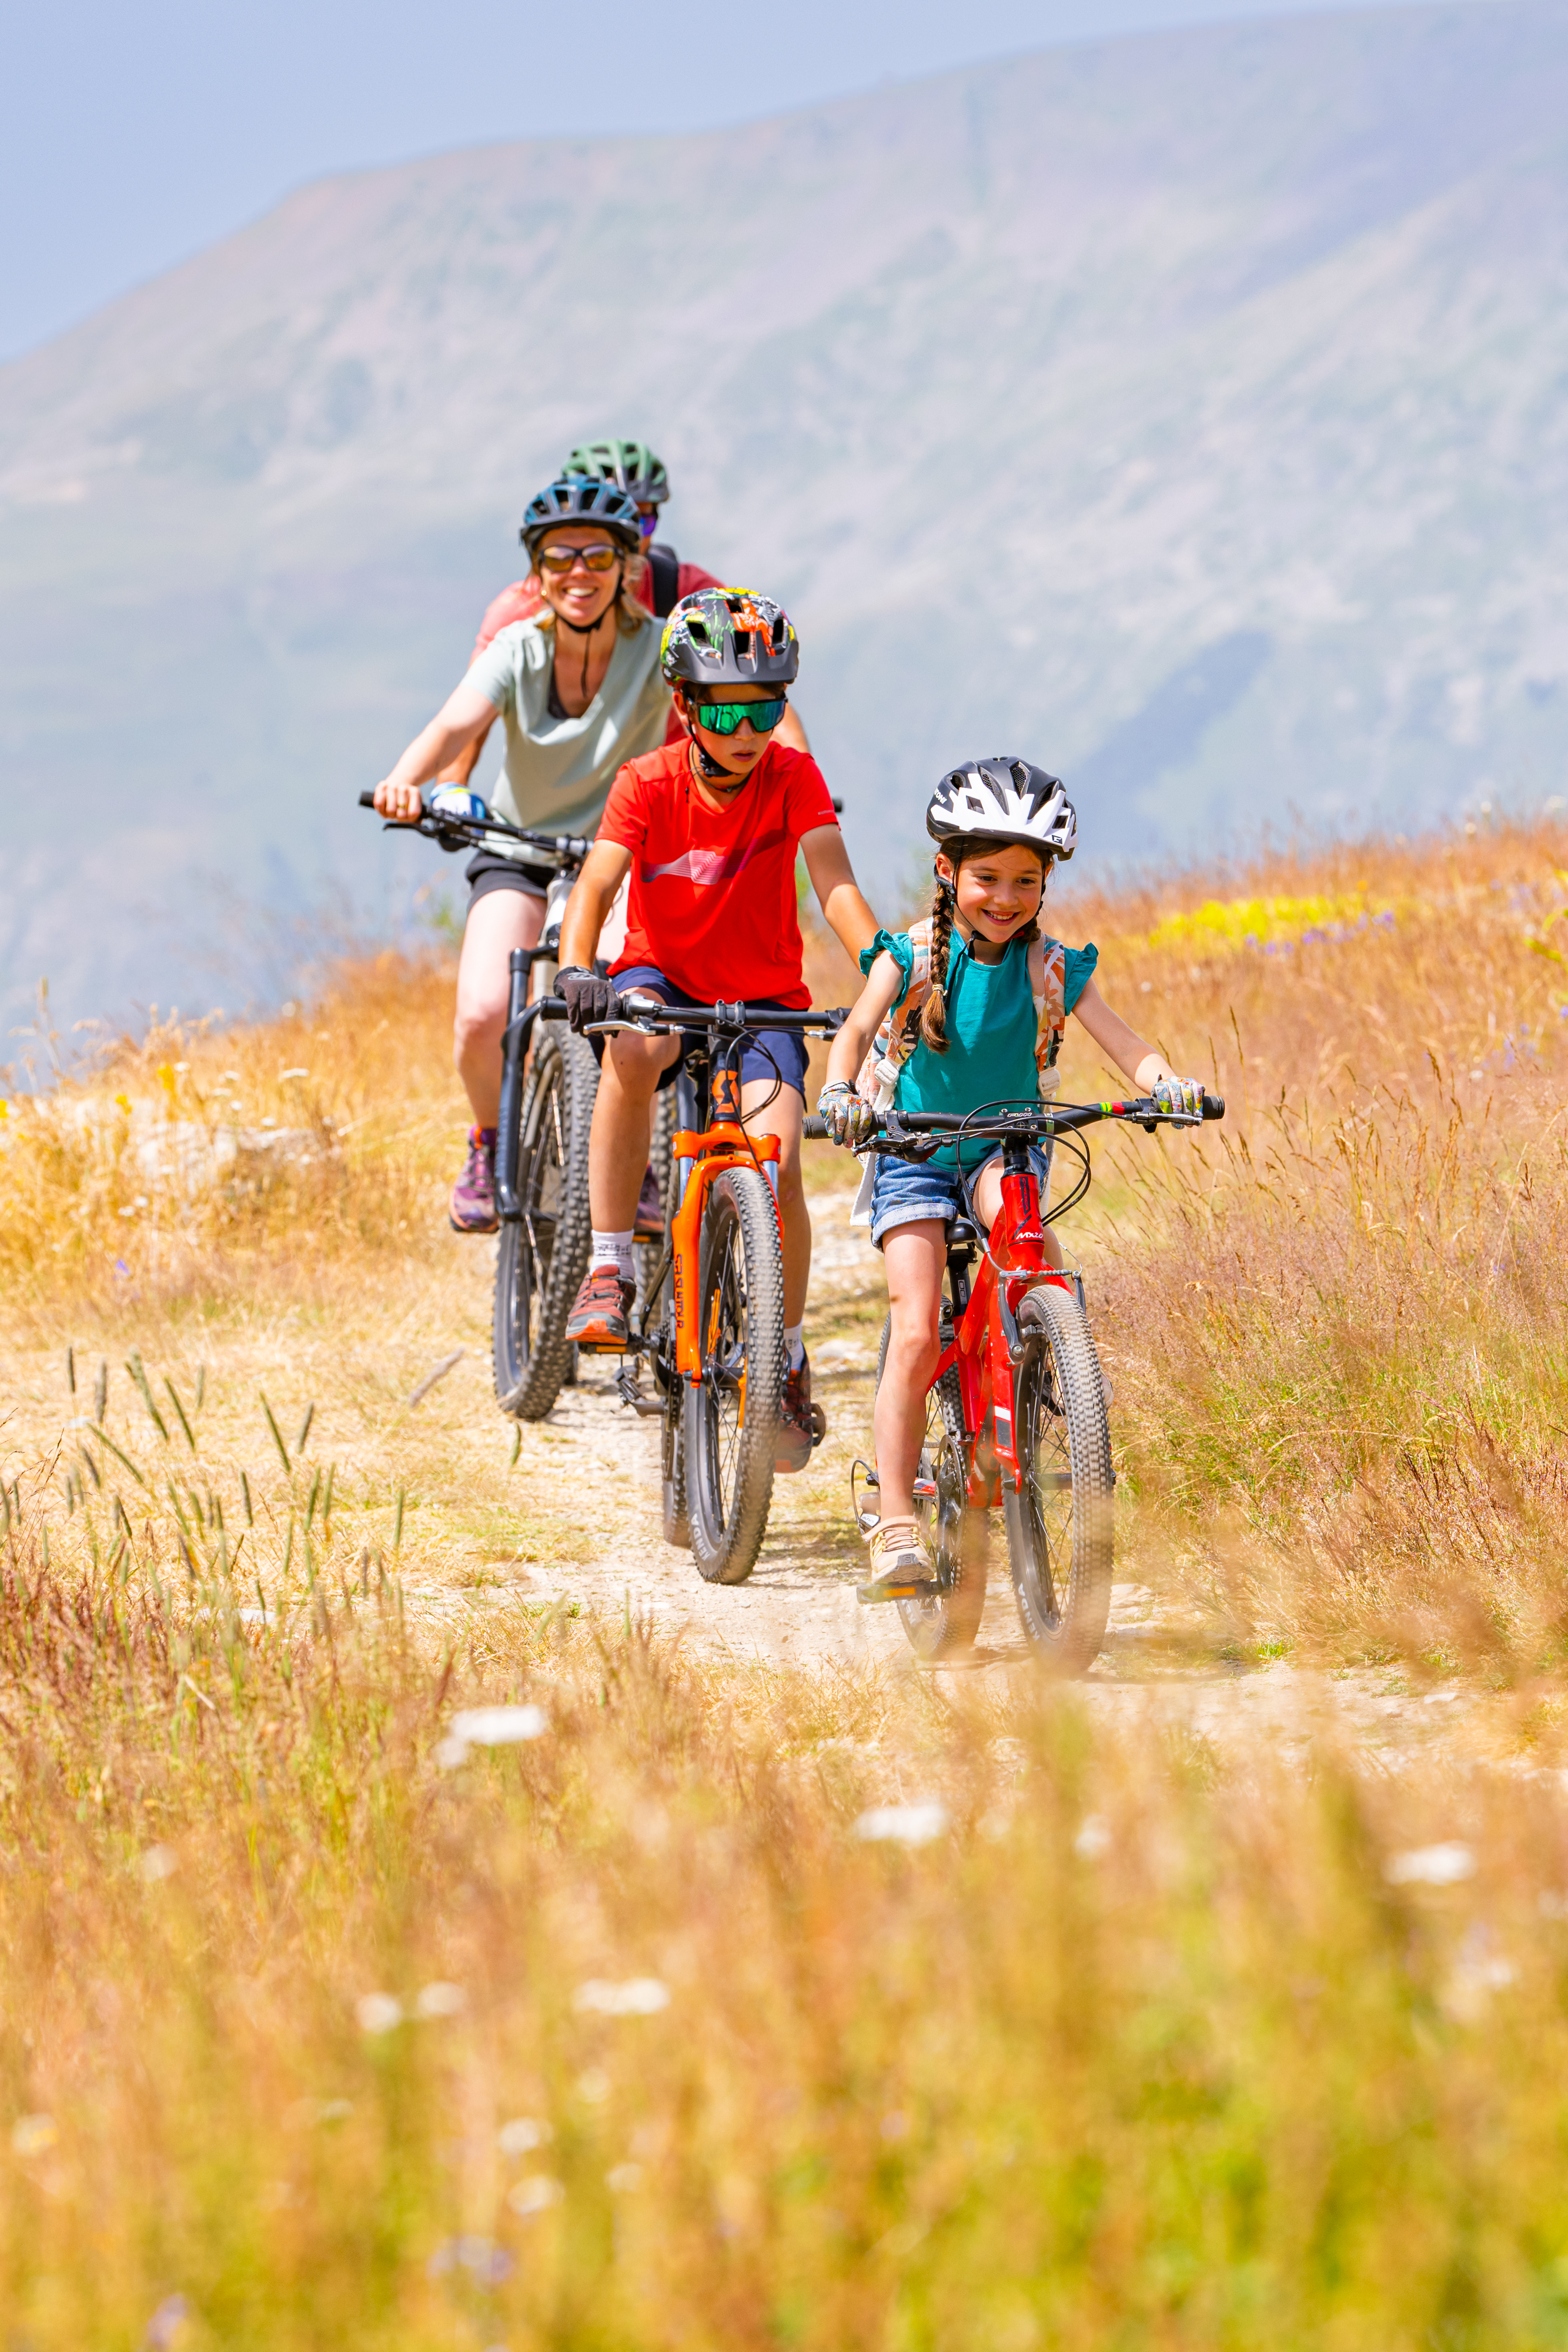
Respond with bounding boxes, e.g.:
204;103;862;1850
4;1;1567;1036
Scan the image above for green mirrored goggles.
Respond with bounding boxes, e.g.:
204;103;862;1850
690;696;788;737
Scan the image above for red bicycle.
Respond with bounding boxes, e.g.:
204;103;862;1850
855;1093;1223;1670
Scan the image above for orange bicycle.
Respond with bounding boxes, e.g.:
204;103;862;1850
582;994;842;1585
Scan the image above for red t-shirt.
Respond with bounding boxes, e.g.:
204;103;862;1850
597;740;838;1008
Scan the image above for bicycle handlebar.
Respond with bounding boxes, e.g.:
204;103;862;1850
866;1093;1225;1157
357;787;590;867
591;993;850;1039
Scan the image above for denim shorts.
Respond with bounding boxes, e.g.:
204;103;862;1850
869;1144;1052;1249
604;964;811;1100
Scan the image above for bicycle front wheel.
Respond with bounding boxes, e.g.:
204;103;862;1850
492;1028;597;1422
1002;1283;1114;1672
684;1167;785;1585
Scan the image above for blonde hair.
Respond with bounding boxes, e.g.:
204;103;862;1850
917;837;1047;1056
531;549;650;638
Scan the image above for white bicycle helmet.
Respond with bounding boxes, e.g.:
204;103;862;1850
925;757;1077;862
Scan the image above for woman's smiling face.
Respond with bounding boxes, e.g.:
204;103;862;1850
531;525;624;630
938;842;1047;945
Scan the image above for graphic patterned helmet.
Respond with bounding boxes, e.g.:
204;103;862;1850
926;757;1078;862
660;588;800;688
520;476;644;559
564;437;670;508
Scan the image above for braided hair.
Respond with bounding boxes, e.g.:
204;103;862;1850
916;835;1047;1056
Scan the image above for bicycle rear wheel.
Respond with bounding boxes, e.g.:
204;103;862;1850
1002;1283;1114;1672
492;1028;597;1422
876;1314;987;1658
684;1167;785;1584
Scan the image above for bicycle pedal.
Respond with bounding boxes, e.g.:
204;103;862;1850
614;1369;664;1419
855;1576;941;1606
855;1508;881;1537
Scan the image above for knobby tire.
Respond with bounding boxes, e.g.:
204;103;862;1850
1002;1284;1114;1672
684;1167;784;1584
492;1028;597;1422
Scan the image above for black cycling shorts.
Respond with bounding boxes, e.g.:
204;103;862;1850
465;848;553;907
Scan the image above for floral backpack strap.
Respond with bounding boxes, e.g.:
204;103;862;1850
855;919;934;1109
1034;936;1067;1088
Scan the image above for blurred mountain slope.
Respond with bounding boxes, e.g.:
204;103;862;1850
3;1;1567;1035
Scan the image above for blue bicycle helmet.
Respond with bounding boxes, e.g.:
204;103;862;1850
520;477;643;559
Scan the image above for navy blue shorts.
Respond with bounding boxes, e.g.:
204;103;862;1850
604;965;811;1100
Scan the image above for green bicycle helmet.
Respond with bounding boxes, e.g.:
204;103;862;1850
520;476;643;559
661;588;800;688
563;437;670;508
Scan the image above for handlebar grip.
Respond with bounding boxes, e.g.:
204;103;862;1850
358;790;377;808
1202;1093;1225;1120
802;1115;828;1141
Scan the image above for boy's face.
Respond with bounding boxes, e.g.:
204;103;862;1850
938;843;1046;945
680;683;786;794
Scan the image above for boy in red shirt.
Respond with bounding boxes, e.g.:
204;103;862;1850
554;589;881;1468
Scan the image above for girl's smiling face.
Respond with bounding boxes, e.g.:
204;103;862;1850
938;842;1047;947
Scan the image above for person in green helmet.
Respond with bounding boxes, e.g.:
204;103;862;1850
437;437;810;779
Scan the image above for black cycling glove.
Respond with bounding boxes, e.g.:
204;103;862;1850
556;967;620;1033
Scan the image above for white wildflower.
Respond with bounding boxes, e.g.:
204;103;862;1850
498;2116;551;2156
508;2175;564;2217
355;1992;404;2034
414;1981;465;2019
450;1704;547;1745
573;1977;670;2016
854;1802;949;1845
1385;1843;1476;1887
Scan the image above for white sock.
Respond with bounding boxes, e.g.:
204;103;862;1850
590;1230;636;1283
784;1322;805;1371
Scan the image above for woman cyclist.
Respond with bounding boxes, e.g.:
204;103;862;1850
817;758;1205;1602
372;476;672;1231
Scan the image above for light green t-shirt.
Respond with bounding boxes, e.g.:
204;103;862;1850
467;614;671;847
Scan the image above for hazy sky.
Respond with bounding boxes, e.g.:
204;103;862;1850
1;0;1490;362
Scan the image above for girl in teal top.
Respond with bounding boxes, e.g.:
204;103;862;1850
818;756;1204;1604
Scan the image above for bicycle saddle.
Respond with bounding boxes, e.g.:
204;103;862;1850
947;1218;981;1247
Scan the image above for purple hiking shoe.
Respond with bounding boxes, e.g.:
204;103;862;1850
449;1127;499;1233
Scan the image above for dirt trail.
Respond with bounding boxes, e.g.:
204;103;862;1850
453;1189;1499;1772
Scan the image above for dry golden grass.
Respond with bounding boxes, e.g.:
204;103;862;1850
2;823;1568;2342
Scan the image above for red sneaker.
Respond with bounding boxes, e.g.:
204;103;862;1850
449;1127;499;1233
566;1266;637;1352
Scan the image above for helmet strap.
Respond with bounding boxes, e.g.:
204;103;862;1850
690;739;744;787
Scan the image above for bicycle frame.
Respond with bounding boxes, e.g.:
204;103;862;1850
932;1141;1081;1507
875;1093;1223;1512
667;1118;781;1383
